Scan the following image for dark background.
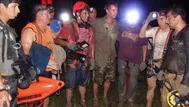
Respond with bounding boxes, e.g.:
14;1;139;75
10;0;189;36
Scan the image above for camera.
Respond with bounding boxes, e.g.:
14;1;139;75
67;41;90;63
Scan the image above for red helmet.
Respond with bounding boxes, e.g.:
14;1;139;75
73;1;89;16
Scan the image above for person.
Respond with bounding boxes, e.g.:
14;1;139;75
47;4;55;24
92;1;119;107
0;0;21;106
0;75;12;107
160;5;189;107
54;1;94;107
89;7;97;25
21;4;58;107
118;21;148;107
47;5;66;80
139;10;171;107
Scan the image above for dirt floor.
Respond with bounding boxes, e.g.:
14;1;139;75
18;71;162;107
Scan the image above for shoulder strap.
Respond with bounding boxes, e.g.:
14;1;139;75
32;22;42;43
154;27;172;49
154;27;161;40
0;23;6;62
71;22;79;42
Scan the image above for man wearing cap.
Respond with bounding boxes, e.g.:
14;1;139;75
21;4;58;107
139;10;171;107
92;1;119;107
54;1;94;107
0;0;21;107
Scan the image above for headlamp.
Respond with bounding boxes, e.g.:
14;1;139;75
125;9;140;25
60;12;70;22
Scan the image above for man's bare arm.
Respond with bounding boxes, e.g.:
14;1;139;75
0;74;3;89
54;38;68;47
21;28;35;55
142;45;147;62
139;21;149;38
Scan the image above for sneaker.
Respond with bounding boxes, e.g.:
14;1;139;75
79;100;87;107
103;97;111;107
93;99;99;107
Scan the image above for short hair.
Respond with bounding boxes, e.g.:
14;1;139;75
159;9;168;17
105;0;118;10
0;0;21;7
32;4;48;20
169;5;186;21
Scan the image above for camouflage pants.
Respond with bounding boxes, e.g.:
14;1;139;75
93;61;115;85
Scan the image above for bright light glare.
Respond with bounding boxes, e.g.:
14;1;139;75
61;12;70;22
125;10;139;24
152;13;157;18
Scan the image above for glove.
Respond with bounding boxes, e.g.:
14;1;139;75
146;11;159;23
89;59;95;70
178;84;189;97
67;43;77;51
140;61;147;71
157;70;164;81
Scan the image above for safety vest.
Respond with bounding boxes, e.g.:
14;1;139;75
22;22;55;71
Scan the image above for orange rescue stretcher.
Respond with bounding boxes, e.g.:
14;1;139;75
17;77;64;107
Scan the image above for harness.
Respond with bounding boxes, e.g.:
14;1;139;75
0;21;38;89
147;27;172;78
0;20;18;63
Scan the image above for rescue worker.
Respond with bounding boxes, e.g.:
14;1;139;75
92;1;119;107
21;4;58;107
0;0;21;106
54;1;94;107
118;21;148;107
161;5;189;107
89;7;97;25
139;10;171;107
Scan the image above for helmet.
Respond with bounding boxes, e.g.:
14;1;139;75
49;19;61;33
73;1;89;16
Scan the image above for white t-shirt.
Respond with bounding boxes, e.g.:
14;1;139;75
145;27;170;60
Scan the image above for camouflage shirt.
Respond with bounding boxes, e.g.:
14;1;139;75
93;16;119;67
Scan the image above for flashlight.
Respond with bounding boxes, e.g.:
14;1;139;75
152;12;159;19
90;7;94;12
60;12;70;22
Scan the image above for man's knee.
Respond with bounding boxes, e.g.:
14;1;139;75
148;84;156;92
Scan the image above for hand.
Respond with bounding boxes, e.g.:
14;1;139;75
140;61;147;71
146;11;159;23
89;59;95;70
157;70;164;81
178;84;189;97
67;43;77;51
0;90;12;107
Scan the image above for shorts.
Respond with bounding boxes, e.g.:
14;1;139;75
93;61;115;85
2;75;18;107
65;63;89;89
